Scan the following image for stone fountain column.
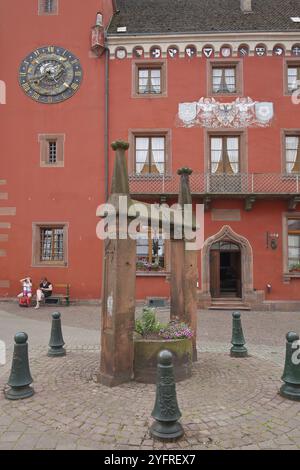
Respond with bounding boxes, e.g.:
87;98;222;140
170;168;198;361
98;141;136;387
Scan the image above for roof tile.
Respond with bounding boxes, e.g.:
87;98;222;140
109;0;300;34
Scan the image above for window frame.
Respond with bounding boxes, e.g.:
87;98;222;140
38;0;59;15
283;213;300;280
132;60;167;98
283;131;300;174
209;135;241;174
136;228;170;276
39;134;65;167
137;67;162;95
284;59;300;95
134;135;166;175
128;129;172;175
48;140;57;164
287;219;300;270
205;129;247;174
32;222;68;267
208;59;243;97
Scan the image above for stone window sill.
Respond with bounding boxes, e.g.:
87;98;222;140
136;272;170;277
283;272;300;282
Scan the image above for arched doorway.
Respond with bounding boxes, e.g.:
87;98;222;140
201;225;254;302
210;241;241;298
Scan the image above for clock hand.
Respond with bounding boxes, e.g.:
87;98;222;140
29;71;48;83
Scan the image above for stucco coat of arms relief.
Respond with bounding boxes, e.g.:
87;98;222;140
177;97;274;128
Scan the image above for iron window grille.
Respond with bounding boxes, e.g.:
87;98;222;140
45;0;53;12
40;227;64;262
39;0;58;14
48;141;57;164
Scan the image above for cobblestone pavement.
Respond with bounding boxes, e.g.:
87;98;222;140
0;303;300;450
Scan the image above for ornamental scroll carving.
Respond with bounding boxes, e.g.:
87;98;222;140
177;97;274;128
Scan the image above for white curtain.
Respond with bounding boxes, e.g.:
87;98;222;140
211;138;222;173
226;137;239;174
225;68;236;93
212;69;222;92
138;70;149;94
288;234;300;268
151;137;165;174
286;136;299;173
150;69;161;93
42;230;52;260
135;137;149;173
288;68;298;92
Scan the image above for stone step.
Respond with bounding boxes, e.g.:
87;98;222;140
209;303;251;311
209;297;251;311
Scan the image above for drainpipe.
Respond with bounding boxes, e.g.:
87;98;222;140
104;3;120;200
104;39;109;201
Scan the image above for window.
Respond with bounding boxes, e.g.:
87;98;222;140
39;134;65;167
288;219;300;271
133;61;167;98
285;135;300;173
136;229;165;272
138;68;161;94
285;60;300;94
40;227;64;261
48;141;57;164
211;241;240;251
287;66;300;93
135;136;165;174
212;67;236;94
208;60;242;96
38;0;58;15
32;223;68;266
210;136;240;174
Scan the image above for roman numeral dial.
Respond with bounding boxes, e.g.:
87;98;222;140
19;46;83;104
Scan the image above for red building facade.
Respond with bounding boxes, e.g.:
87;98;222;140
2;0;300;310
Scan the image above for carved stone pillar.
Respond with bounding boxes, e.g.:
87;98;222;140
170;168;198;361
98;141;136;386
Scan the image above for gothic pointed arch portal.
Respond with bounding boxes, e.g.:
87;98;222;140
201;225;254;300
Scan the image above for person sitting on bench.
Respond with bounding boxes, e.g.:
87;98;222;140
35;277;53;309
17;277;32;304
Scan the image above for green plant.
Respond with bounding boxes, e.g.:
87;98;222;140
290;262;300;271
135;307;162;337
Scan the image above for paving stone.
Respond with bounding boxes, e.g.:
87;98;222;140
1;304;300;450
0;432;23;442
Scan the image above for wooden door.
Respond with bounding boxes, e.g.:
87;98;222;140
232;252;242;298
210;250;220;298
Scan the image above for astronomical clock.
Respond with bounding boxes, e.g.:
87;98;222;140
19;46;83;103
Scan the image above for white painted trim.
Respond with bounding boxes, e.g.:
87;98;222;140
107;31;300;59
0;281;10;288
0;208;16;216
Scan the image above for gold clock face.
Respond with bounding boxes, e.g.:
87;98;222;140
19;46;83;103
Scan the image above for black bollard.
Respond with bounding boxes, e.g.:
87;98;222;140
5;332;34;400
150;350;184;441
280;332;300;401
48;312;66;357
230;311;248;358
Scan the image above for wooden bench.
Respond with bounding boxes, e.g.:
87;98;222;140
44;284;70;306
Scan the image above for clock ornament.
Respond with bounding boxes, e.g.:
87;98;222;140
19;46;83;103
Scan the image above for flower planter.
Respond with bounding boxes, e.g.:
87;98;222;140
134;338;192;384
